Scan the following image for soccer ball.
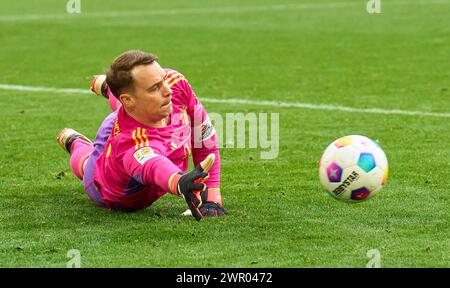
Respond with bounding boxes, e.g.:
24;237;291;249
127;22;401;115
319;135;388;202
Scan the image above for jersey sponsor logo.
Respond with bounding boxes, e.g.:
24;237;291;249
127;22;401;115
133;146;158;165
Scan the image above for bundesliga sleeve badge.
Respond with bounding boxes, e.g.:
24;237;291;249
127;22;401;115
133;147;159;165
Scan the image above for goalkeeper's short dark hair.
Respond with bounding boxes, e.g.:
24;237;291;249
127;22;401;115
106;50;158;99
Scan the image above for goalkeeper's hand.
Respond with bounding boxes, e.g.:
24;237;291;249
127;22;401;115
200;188;228;217
177;153;215;221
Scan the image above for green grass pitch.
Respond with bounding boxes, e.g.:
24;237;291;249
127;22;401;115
0;0;449;267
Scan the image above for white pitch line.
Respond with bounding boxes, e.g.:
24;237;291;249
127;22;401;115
0;84;91;95
201;98;450;118
1;84;449;118
0;0;449;22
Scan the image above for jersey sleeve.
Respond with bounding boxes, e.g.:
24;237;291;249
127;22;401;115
122;146;182;194
176;76;221;190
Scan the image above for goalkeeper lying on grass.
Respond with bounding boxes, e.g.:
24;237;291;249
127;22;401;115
57;50;227;220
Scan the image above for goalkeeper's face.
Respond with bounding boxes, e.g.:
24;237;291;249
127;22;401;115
124;61;173;125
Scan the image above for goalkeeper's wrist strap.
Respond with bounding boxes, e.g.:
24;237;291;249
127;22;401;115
168;172;183;195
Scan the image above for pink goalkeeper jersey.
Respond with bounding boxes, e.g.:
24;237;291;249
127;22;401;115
87;69;220;210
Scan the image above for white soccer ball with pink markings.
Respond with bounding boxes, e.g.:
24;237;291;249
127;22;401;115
319;135;388;202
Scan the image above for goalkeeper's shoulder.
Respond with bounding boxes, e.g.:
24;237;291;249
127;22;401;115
164;68;188;87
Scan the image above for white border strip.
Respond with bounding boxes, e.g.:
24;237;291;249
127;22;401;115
1;84;449;118
0;1;449;22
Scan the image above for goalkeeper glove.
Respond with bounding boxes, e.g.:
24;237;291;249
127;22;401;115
200;189;228;217
199;188;228;217
176;153;215;221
